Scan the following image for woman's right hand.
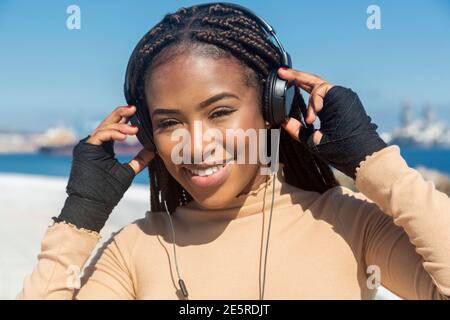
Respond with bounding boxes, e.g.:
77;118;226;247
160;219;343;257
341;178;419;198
55;105;154;233
86;105;154;175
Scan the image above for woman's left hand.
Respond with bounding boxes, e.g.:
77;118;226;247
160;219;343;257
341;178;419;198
278;67;387;179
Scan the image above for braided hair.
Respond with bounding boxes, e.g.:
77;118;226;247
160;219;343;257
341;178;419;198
127;3;339;214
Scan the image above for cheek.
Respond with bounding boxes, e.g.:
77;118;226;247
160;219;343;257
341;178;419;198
220;108;266;160
153;134;180;171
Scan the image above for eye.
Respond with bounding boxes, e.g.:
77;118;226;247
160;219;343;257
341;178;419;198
209;107;236;119
156;118;181;129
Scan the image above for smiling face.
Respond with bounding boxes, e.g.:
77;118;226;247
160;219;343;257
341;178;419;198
144;47;270;209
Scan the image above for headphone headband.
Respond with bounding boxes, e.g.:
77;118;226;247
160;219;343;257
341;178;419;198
194;2;292;68
124;2;291;104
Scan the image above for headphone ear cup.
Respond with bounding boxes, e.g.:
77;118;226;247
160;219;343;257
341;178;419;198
129;108;156;152
263;71;277;126
262;80;271;125
265;69;294;126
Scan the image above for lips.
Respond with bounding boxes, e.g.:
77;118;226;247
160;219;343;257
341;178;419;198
183;160;233;188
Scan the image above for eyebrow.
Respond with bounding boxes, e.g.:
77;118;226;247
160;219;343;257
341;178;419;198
151;92;240;117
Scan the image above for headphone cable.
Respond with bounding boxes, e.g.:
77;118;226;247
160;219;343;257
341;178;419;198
162;195;189;299
260;127;280;300
161;128;280;301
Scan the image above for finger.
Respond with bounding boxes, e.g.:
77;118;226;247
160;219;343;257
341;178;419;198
306;93;317;124
281;117;302;142
128;148;155;175
101;123;139;135
87;130;128;145
305;104;316;124
118;116;128;124
282;117;323;147
99;105;136;126
277;68;325;93
313;130;324;146
306;82;333;124
310;82;332;114
305;85;322;124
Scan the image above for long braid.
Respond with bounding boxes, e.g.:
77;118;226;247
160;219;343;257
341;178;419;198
128;3;338;213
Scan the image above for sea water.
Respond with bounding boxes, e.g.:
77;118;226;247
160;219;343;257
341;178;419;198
0;147;449;186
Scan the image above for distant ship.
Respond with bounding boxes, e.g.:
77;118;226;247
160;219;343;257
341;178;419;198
37;126;142;156
37;126;77;155
382;103;450;149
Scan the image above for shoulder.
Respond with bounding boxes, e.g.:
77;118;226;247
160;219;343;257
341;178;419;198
95;212;175;274
277;176;383;228
309;184;387;230
108;211;169;252
322;184;375;205
289;180;375;212
276;175;378;217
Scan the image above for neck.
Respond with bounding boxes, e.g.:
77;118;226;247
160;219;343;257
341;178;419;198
236;165;271;197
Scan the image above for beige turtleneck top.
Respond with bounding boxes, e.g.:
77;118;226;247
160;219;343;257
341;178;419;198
17;146;450;299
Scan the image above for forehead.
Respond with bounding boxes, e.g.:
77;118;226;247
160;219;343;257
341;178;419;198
144;52;257;108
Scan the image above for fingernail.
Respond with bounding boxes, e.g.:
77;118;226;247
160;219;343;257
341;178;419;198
127;105;135;108
130;124;137;128
280;67;288;71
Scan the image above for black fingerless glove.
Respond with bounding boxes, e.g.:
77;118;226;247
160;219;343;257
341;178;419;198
54;136;136;232
301;86;387;179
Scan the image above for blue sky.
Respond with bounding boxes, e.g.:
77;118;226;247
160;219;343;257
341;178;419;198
0;0;449;134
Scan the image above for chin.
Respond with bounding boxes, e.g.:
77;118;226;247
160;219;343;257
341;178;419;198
187;179;238;209
185;165;259;210
193;194;236;210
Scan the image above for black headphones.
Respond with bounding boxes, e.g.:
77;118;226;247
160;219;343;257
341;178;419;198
124;2;295;152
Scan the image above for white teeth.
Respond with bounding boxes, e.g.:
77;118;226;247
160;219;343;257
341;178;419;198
188;164;225;177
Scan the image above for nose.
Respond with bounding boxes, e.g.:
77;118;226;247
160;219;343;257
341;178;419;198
188;120;222;164
190;121;203;163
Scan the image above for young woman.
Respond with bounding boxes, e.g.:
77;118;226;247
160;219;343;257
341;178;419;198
18;3;450;300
